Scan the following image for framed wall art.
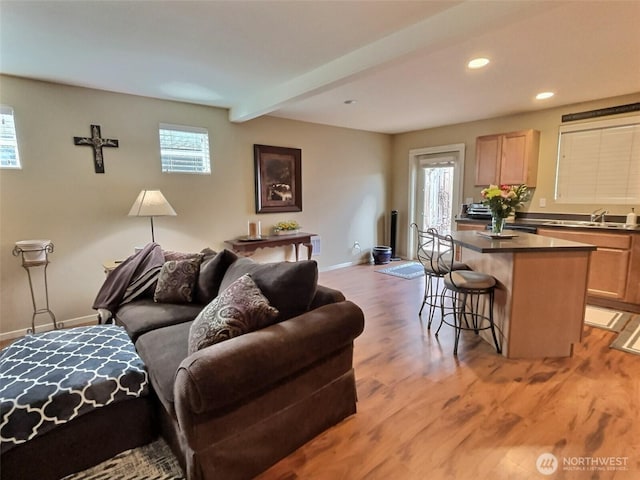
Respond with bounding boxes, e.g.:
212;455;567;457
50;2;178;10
254;144;302;213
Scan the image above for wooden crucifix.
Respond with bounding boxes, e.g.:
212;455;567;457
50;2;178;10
74;125;119;173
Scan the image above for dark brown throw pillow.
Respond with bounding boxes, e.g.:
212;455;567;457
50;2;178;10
193;249;238;305
188;274;279;354
218;258;318;321
154;257;202;304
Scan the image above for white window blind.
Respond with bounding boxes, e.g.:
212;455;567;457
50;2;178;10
0;105;21;169
159;123;210;174
555;116;640;204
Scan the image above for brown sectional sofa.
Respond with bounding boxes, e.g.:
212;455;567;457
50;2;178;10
115;250;365;480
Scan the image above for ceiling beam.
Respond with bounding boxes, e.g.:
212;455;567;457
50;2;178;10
228;0;556;123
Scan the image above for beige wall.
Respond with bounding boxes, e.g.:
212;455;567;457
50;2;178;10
392;92;640;257
2;74;637;337
0;76;390;337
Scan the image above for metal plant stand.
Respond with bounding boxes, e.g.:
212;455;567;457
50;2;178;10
12;242;58;334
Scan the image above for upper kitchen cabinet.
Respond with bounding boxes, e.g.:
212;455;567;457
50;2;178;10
475;129;540;186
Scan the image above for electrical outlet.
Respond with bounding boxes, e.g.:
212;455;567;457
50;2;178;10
352;241;361;255
311;235;321;256
539;198;546;207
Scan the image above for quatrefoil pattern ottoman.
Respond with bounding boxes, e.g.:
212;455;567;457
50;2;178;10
0;325;148;452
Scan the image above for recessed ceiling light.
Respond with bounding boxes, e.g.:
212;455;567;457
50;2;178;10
468;57;490;69
536;91;555;100
344;99;357;105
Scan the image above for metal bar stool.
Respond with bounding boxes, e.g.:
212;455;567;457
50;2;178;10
435;234;501;355
411;224;469;329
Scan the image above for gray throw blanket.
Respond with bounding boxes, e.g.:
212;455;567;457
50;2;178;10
92;242;164;318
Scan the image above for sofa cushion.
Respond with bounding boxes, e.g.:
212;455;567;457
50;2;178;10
188;274;279;354
193;249;238;305
115;298;203;342
154;257;202;304
135;321;192;415
219;258;318;321
309;285;346;310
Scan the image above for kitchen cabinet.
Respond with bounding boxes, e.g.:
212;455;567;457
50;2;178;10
537;228;639;306
456;223;487;232
475;129;540;187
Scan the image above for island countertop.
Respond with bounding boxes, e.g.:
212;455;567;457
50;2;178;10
450;230;595;359
451;230;597;253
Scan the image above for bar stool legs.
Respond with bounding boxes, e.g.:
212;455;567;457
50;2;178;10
434;233;502;356
437;287;501;355
419;274;441;329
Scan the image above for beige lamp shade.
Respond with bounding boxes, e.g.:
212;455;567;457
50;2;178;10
128;190;176;242
128;190;177;217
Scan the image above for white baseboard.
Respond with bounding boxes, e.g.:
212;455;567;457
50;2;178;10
319;258;373;272
0;314;97;342
320;261;355;272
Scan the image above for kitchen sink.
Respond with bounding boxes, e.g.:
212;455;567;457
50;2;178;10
543;220;596;226
542;220;639;230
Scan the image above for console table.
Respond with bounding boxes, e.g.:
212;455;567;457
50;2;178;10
225;232;315;261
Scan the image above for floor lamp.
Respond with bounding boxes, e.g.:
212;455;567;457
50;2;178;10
128;190;177;242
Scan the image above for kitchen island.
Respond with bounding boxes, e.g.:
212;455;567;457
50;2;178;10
450;230;596;359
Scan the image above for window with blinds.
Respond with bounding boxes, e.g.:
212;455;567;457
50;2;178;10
555;116;639;204
159;124;211;174
0;106;21;169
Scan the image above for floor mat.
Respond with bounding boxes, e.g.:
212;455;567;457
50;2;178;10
583;305;631;332
610;316;640;356
376;262;424;279
63;438;184;480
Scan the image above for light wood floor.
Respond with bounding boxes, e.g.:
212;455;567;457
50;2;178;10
257;263;640;480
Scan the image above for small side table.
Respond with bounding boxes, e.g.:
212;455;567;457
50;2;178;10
13;241;58;334
102;260;122;275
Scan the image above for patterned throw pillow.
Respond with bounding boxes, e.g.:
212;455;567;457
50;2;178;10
218;258;318;322
154;257;202;304
163;250;203;262
188;274;279;354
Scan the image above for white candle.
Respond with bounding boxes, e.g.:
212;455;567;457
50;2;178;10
248;221;261;238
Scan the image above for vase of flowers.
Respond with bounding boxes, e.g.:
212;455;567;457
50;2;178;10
491;216;506;235
480;184;530;234
273;220;300;235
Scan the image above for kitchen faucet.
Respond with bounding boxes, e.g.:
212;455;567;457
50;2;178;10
590;208;609;223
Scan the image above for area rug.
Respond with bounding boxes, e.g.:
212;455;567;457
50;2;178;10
583;306;632;332
610;316;640;356
376;261;424;279
63;438;184;480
